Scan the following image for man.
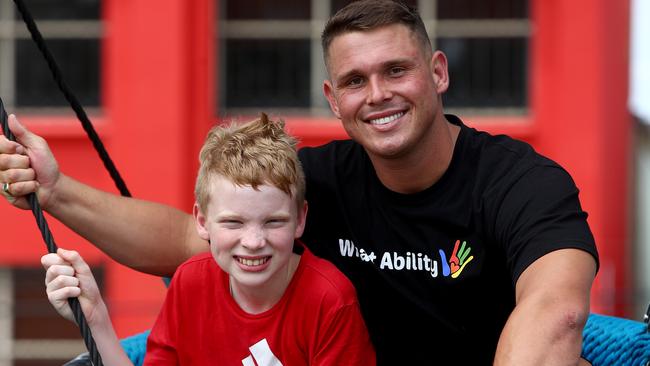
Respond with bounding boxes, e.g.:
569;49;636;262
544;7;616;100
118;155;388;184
0;0;597;364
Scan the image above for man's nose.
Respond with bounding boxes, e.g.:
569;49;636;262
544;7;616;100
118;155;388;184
366;76;392;104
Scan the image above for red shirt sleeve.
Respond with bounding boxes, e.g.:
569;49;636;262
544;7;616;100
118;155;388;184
312;301;376;365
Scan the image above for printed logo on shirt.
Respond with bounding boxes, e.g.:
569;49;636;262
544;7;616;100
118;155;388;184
439;240;474;278
338;238;474;279
241;339;283;366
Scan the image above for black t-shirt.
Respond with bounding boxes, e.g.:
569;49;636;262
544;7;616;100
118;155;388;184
298;115;598;365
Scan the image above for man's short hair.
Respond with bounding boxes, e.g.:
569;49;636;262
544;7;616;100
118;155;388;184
321;0;432;64
195;113;305;212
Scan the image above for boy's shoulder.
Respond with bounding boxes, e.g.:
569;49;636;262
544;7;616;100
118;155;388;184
296;248;360;307
170;252;222;286
179;252;215;269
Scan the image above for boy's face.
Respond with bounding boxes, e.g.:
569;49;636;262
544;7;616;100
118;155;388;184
194;175;307;293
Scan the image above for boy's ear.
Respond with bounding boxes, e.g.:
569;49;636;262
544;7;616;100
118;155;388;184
193;203;211;241
294;201;309;238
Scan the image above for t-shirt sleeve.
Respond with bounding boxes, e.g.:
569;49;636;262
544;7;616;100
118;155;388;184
312;302;376;366
492;165;599;284
143;278;180;365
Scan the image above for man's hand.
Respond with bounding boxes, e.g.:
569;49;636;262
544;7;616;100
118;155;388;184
0;114;61;210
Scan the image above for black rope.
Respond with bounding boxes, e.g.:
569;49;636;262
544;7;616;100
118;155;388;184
12;0;131;198
1;98;104;366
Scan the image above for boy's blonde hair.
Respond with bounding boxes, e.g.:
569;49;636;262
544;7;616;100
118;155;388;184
195;113;305;212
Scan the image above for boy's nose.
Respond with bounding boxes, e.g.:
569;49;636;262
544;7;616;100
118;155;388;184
241;228;265;250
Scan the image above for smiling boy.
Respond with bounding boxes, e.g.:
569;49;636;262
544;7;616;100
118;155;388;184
42;114;375;365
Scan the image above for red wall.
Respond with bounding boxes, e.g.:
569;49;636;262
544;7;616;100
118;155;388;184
0;0;631;337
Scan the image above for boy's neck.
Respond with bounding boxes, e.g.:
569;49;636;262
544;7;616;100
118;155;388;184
230;253;302;314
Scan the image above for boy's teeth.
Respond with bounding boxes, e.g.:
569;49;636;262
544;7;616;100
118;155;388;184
370;112;404;125
239;257;267;266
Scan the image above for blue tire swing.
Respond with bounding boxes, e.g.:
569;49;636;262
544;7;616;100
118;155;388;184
2;1;649;365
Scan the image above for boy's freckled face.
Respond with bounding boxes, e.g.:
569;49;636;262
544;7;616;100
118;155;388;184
194;175;306;292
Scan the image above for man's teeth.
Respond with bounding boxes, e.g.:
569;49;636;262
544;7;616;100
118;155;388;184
238;257;268;266
370;112;404;125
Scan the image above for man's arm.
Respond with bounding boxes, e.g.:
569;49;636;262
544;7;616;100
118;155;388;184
1;114;207;276
494;248;596;366
48;175;206;275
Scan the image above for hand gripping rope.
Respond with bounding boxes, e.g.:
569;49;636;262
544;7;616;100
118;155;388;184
0;98;103;366
2;0;140;364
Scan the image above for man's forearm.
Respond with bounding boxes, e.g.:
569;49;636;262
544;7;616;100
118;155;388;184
494;298;588;365
46;174;206;276
494;249;596;365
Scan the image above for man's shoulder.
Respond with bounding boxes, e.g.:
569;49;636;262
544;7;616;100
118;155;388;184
298;139;367;185
456;116;564;180
298;139;363;163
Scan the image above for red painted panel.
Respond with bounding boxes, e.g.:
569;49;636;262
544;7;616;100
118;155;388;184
103;0;204;335
533;0;631;315
0;117;113;265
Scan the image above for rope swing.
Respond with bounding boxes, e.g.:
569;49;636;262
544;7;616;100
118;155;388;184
1;0;139;364
0;98;103;366
12;0;131;198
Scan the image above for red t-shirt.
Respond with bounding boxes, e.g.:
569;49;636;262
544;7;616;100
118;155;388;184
144;247;376;365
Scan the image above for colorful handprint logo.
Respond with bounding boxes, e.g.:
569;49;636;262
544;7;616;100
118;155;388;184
439;240;474;278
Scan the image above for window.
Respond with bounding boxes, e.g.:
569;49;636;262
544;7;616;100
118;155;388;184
217;0;530;118
0;266;105;366
0;0;102;113
435;0;529;114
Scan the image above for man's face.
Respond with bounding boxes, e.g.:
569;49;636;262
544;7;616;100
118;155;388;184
194;175;307;293
324;24;448;160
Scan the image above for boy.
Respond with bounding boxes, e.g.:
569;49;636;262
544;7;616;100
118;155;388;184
42;114;376;365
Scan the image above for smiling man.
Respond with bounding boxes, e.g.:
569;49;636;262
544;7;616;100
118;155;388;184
0;0;598;365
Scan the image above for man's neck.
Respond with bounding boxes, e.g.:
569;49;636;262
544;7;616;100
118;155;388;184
369;118;460;194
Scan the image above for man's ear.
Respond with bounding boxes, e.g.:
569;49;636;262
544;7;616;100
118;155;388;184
430;50;450;94
294;201;309;238
323;80;341;119
193;203;210;241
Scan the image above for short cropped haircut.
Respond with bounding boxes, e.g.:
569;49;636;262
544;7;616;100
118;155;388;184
321;0;432;65
195;113;305;212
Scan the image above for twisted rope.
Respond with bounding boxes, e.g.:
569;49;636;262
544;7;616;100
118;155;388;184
1;98;103;366
12;0;131;198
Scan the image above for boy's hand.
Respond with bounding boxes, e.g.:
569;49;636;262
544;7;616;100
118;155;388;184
42;248;105;327
0;114;61;210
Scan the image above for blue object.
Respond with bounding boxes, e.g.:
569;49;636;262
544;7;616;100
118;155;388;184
119;330;150;366
582;313;649;366
71;313;648;366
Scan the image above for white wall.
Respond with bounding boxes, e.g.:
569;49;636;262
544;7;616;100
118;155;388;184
631;0;650;319
630;0;649;123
